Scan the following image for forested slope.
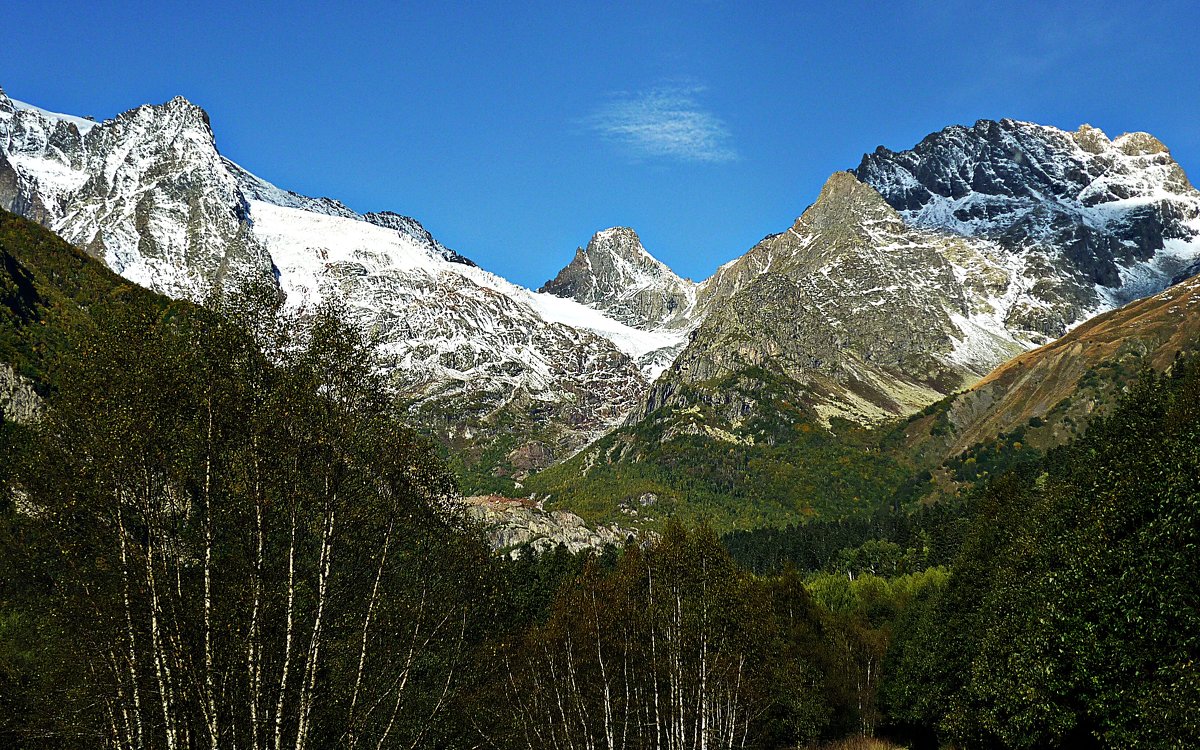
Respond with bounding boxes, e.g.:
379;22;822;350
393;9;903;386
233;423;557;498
883;358;1200;748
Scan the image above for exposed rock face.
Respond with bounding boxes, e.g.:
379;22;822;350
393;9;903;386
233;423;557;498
505;441;555;473
855;118;1200;328
637;122;1200;430
457;495;639;557
8;85;1200;485
541;227;698;331
0;363;42;424
0;89;275;299
643;172;1042;424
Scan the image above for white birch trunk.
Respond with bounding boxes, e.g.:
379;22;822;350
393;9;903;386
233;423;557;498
294;499;336;750
145;533;178;750
117;508;145;750
347;514;394;750
272;510;298;750
203;399;219;750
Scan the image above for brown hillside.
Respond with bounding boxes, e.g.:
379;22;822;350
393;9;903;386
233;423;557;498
901;273;1200;462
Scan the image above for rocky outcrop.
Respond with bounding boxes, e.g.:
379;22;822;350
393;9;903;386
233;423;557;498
0;363;42;424
457;495;640;557
642;172;1040;425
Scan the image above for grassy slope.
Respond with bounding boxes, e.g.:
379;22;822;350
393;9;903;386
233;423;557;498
0;208;175;392
526;367;912;531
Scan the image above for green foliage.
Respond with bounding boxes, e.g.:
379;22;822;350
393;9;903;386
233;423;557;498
528;368;916;530
494;523;834;748
724;501;971;576
438;435;523;496
0;282;496;749
943;425;1042;485
882;357;1200;748
0;208;168;392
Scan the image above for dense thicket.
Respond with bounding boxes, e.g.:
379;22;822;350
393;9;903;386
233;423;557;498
882;357;1200;748
0;292;497;750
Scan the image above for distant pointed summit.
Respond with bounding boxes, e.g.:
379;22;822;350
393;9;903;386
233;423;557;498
540;227;697;331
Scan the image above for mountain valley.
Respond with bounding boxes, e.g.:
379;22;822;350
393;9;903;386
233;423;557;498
3;69;1200;750
3;84;1200;530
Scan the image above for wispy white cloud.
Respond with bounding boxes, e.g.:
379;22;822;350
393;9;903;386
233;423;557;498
585;85;736;164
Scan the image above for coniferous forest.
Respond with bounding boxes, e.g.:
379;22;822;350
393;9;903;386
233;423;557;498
2;209;1198;749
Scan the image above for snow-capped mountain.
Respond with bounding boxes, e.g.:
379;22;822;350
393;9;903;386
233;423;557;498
855;119;1200;334
6;83;1200;476
636;120;1200;429
539;226;698;375
0;93;276;298
0;87;676;474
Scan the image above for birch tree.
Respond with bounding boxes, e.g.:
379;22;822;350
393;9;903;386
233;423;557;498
11;294;488;750
503;524;827;750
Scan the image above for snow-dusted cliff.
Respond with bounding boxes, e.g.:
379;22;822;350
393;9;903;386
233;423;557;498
637;119;1200;428
5;84;1199;462
0;87;678;470
856;119;1200;331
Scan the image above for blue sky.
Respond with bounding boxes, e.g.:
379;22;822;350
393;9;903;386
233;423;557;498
4;1;1199;288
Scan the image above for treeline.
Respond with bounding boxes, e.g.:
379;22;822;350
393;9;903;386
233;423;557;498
723;501;973;576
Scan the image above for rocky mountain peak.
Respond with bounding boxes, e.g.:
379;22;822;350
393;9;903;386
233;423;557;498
1114;131;1170;157
691;172;908;320
814;169;885;201
540;226;697;332
1075;124;1172;159
649;159;1038;428
587;225;650;258
0;88;275;299
117;95;215;140
641;120;1200;434
854;117;1200;319
798;171;905;235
